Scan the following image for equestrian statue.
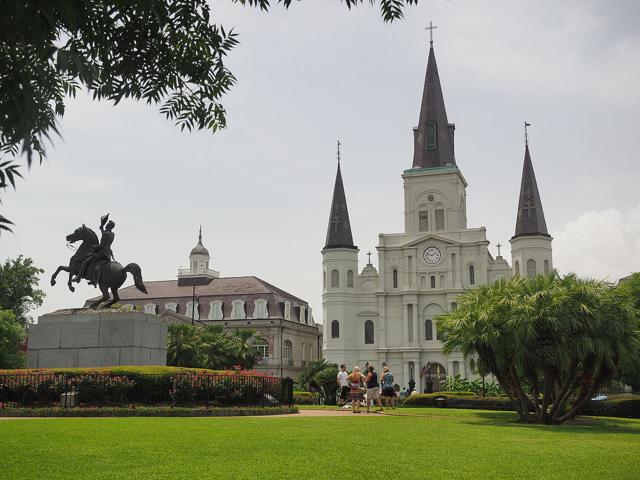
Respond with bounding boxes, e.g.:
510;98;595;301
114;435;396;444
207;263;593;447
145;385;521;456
51;214;148;308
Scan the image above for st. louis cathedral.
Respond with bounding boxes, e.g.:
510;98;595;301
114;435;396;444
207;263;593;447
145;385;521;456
322;39;553;392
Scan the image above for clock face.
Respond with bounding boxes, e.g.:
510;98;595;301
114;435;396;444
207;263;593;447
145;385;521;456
423;246;442;265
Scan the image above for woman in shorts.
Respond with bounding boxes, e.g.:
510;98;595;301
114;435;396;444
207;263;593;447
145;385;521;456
347;366;366;413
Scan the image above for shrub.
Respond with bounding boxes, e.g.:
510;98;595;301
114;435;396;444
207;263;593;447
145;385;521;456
580;396;640;419
293;391;315;405
403;393;512;410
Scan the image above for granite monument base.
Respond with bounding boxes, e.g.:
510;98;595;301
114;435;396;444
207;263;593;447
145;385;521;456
27;309;169;368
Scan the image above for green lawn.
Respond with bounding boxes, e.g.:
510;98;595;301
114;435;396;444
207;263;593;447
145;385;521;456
1;409;639;480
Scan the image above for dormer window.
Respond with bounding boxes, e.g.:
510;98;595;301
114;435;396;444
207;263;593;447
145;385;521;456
426;122;437;150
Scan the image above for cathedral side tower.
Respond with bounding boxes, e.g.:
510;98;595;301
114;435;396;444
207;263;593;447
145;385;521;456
322;161;359;365
510;141;553;276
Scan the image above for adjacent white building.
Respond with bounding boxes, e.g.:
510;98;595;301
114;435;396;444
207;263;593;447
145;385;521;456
322;40;553;392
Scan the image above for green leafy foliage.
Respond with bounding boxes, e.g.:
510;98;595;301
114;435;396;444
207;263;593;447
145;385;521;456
166;323;261;370
295;359;339;404
0;310;26;369
0;256;45;326
440;375;505;397
0;0;417;232
439;273;640;424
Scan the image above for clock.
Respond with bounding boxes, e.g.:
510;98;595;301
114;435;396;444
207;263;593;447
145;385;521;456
423;246;441;265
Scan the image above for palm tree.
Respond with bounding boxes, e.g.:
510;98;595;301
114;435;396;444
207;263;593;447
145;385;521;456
199;324;233;370
439;273;640;424
228;329;260;370
167;323;202;367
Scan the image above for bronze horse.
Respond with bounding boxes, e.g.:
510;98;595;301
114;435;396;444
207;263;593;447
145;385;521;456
51;224;148;308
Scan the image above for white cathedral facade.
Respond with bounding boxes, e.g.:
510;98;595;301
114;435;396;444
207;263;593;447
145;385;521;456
322;40;553;392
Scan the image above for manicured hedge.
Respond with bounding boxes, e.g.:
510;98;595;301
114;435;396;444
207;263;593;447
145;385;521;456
0;366;219;375
0;406;298;417
403;393;512;410
293;391;316;405
402;393;640;418
581;396;640;419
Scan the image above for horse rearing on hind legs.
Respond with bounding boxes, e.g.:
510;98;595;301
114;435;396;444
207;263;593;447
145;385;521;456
50;223;148;308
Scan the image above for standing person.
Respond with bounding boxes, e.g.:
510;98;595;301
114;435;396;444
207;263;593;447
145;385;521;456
381;366;396;409
365;364;383;413
336;364;349;406
347;366;366;413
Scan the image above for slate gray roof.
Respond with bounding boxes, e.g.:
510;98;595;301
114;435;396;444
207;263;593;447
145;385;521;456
412;44;456;168
324;163;357;250
87;276;307;304
513;144;550;238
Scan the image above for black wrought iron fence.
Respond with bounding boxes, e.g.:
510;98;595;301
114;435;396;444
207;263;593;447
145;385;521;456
0;373;294;408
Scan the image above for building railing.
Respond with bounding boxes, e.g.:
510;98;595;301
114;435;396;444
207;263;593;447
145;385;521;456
0;373;293;408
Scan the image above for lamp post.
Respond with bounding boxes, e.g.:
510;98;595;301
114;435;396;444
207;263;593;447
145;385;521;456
426;361;433;394
191;285;197;325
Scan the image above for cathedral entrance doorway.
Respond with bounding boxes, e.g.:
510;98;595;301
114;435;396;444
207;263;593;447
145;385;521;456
422;362;446;393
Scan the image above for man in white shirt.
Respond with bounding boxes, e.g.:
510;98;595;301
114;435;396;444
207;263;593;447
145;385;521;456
336;364;349;405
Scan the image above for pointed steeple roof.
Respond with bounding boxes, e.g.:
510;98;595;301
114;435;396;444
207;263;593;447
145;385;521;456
513;144;550;238
190;225;210;256
324;163;357;250
412;43;456;168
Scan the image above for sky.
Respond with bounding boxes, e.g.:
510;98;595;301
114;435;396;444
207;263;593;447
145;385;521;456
2;0;639;323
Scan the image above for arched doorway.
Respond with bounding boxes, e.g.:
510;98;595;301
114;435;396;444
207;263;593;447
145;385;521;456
421;362;446;393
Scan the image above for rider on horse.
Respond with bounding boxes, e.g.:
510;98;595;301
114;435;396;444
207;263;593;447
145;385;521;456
75;214;115;285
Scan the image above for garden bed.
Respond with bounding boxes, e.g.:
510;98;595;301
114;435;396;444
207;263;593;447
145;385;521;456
0;406;298;417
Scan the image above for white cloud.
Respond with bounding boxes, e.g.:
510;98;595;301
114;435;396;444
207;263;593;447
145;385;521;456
552;205;640;281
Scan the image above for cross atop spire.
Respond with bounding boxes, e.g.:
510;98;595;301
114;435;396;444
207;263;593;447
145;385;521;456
426;21;438;45
198;224;202;244
366;251;372;265
524;121;531;146
337;140;341;164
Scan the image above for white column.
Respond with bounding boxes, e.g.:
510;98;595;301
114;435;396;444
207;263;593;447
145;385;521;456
403;362;410;390
412;303;418;346
414;361;422;393
403;304;409;343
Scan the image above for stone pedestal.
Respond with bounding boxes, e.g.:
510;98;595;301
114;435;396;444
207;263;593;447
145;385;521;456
27;309;169;368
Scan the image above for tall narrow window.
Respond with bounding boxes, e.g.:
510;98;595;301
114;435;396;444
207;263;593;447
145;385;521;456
323;271;327;289
514;261;520;277
451;254;457;283
426;122;437;149
439;274;445;288
544;260;549;275
392;269;398;289
527;259;536;278
364;320;374;344
425;319;433;340
419;210;429;232
469;265;475;285
420;276;426;289
347;270;354;288
451;302;457;311
453;361;460;376
331;269;339;287
435;209;445;231
430;275;436;288
254;338;269;358
283;340;292;362
331;320;340;339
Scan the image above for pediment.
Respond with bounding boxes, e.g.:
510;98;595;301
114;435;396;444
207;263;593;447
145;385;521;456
403;233;460;248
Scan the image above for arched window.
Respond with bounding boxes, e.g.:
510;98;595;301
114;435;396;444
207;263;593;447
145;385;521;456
435;209;445;231
544;260;549;275
425;319;433;340
419;209;429;232
426;121;437;149
453;361;460;376
283;340;292;361
527;259;536;278
430;275;436;289
144;303;157;314
347;270;354;288
514;261;520;277
420;276;426;289
364;320;374;344
392;269;398;289
439;274;445;288
323;270;326;289
469;265;475;285
301;343;307;366
451;254;457;283
331;320;340;339
331;269;339;287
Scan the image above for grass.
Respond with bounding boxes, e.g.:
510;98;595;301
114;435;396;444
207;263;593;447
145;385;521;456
1;409;638;479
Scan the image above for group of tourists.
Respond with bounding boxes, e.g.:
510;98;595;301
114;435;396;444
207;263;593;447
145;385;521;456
336;363;398;413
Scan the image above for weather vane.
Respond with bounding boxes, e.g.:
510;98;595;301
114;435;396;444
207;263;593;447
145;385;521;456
524;122;531;145
337;140;341;164
426;21;438;45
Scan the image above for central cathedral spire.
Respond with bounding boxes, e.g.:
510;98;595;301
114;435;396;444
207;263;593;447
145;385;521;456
412;40;456;168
